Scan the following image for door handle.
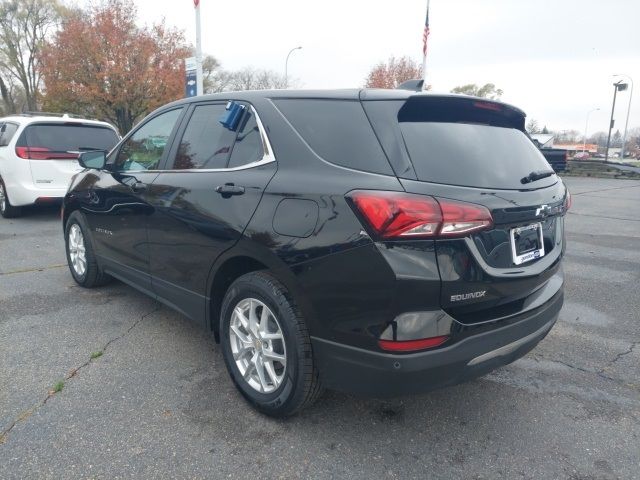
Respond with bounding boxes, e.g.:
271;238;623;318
215;183;245;196
130;182;147;193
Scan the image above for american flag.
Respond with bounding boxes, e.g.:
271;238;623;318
422;1;430;57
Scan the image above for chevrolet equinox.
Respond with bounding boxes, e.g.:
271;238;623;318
62;90;568;416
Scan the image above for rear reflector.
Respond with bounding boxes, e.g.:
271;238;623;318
15;146;78;160
379;335;449;352
348;191;493;239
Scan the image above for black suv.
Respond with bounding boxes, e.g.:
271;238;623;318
62;90;568;416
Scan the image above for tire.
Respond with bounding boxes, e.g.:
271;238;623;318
220;271;323;417
0;178;22;218
64;210;111;288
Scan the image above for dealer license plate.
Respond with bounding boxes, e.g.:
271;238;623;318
510;223;545;265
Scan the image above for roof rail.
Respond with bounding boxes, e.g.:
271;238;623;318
19;111;85;119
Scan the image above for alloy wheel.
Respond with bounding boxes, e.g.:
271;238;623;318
229;298;287;393
68;224;87;276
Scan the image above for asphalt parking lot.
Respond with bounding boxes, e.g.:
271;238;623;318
0;176;639;479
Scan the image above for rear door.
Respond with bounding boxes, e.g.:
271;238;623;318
363;96;568;322
145;101;277;324
15;122;119;190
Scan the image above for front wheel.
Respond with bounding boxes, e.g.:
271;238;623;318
65;211;111;288
220;272;323;417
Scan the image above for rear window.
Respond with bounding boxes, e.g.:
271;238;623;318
18;123;119;152
274;99;393;175
364;98;555;190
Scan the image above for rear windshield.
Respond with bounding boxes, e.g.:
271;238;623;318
18;123;119;152
364;98;555;190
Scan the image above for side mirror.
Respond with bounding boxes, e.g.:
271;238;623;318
78;150;107;170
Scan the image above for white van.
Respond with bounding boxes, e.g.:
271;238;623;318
0;113;119;218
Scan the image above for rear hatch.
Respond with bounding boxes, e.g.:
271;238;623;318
363;94;568;323
15;122;119;190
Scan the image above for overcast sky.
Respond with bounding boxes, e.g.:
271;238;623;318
118;0;639;134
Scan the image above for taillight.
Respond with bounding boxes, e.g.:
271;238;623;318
15;146;77;160
473;101;502;112
348;191;493;239
378;335;449;352
439;199;493;236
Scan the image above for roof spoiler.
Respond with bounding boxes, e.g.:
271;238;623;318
397;79;424;92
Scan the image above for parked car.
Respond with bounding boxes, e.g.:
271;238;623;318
62;90;569;416
573;152;590;160
0;113;119;218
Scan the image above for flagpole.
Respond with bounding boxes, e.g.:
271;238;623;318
421;55;427;90
422;0;430;91
195;0;203;96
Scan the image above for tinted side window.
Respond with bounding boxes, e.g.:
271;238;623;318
0;123;18;146
273;99;393;175
172;104;236;170
114;108;182;171
228;109;264;168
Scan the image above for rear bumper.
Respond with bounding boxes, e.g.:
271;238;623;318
8;183;66;206
311;288;562;397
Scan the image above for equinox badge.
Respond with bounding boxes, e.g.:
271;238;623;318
451;291;487;302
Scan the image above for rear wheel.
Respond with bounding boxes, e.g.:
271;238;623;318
65;211;111;287
220;272;323;417
0;179;22;218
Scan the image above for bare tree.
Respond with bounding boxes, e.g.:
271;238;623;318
201;55;288;93
526;119;540;134
0;0;63;111
227;67;287;91
202;54;233;93
451;83;503;100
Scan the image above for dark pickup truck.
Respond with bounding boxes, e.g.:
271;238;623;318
533;142;568;173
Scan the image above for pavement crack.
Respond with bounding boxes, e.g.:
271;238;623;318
531;354;620;384
0;264;67;276
0;303;161;445
571;183;640;196
598;341;639;375
567;211;640;222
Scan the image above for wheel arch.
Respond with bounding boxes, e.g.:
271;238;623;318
206;243;317;343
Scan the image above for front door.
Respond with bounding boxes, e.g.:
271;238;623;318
82;107;185;293
145;102;276;324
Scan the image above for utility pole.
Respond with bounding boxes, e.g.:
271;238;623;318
195;0;203;96
614;74;634;159
605;80;627;163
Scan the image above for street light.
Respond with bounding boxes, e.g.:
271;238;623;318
614;74;634;159
605;80;628;163
583;108;600;155
284;46;302;89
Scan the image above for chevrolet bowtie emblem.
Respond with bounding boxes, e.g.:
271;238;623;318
535;204;551;217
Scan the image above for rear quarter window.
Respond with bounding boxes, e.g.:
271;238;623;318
0;123;19;146
273;99;393;175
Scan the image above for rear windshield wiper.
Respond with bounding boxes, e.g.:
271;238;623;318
77;146;105;151
521;170;555;184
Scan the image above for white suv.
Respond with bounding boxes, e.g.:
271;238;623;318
0;113;119;218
